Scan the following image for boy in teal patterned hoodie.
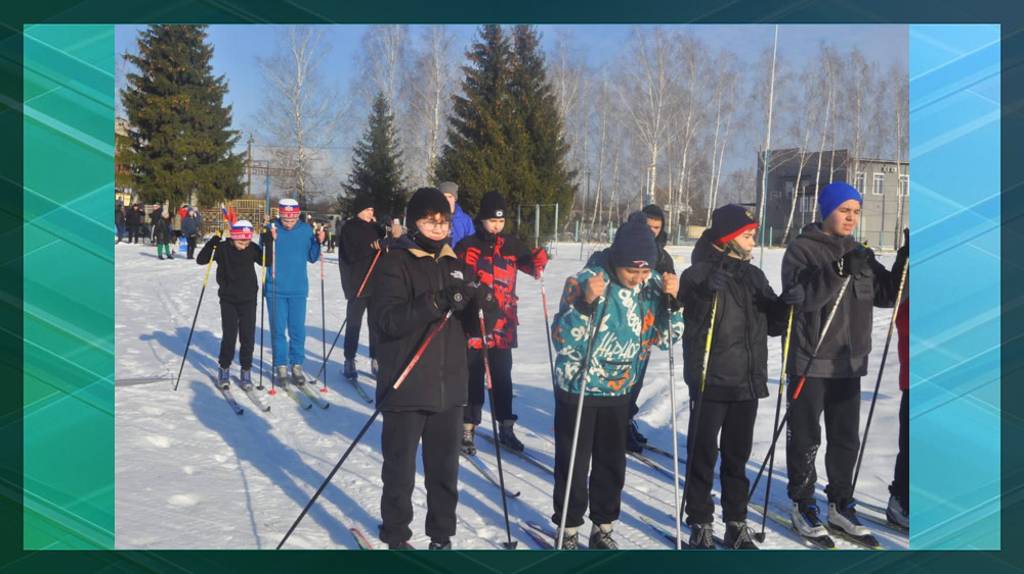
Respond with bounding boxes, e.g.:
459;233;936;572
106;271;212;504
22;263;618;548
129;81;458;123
550;212;684;549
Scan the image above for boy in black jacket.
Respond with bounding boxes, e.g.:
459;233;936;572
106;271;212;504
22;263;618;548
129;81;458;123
338;194;385;379
678;204;797;549
369;187;497;550
196;220;266;390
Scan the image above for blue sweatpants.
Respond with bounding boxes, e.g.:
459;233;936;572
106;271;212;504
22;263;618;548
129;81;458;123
268;294;307;368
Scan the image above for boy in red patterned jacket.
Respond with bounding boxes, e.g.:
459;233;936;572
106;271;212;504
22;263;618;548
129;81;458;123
455;191;548;454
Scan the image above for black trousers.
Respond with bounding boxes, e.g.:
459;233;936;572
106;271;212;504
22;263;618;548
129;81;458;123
464;348;514;425
344;297;377;361
684;398;758;524
379;406;462;545
186;234;197;259
786;376;861;503
219;299;257;370
551;397;630;528
890;391;908;504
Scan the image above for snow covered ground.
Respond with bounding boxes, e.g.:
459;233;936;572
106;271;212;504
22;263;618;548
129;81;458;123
114;239;908;550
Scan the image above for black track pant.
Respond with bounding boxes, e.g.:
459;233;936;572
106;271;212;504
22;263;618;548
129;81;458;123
551;397;629;528
344;297;377;361
683;398;758;524
464;348;514;425
379;406;462;545
786;376;861;503
219;299;257;370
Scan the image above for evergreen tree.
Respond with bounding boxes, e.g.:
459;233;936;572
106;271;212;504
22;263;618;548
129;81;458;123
435;25;516;213
340;92;406;219
436;25;576;239
121;25;243;208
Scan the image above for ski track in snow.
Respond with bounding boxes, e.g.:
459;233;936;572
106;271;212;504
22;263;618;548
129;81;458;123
115;240;907;550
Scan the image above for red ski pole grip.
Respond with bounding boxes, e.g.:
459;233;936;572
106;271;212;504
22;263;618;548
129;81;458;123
792;376;807;400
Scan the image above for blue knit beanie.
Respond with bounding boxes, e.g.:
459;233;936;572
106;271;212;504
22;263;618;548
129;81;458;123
818;182;863;220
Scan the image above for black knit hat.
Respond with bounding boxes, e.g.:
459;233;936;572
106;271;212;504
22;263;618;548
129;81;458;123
609;212;658;270
708;204;758;246
405;187;451;227
476;191;507;221
352;194;374;216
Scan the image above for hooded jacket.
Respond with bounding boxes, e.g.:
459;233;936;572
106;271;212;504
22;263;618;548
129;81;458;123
551;252;683;401
449;203;474;247
782;222;899;379
369;235;496;413
679;230;787;401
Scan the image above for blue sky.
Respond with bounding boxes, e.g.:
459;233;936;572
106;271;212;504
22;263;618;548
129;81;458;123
115;23;907;145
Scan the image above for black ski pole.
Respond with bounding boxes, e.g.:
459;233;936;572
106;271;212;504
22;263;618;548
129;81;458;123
319;252;327;393
173;235;219;392
851;257;909;496
747;275;853;500
310;249;383;385
276;310;453;549
478;309;518;549
258;235;268;390
753;305;795;543
539;273;558;388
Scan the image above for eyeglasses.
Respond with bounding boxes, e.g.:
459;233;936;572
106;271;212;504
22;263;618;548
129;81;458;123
418;219;451;230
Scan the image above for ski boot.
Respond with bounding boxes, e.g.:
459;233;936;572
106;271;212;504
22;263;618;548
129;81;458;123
217;367;230;390
239;369;254;391
886;494;909;529
275;365;289;386
158;254;165;260
724;521;758;549
499;419;525;452
588;523;619;550
344;359;357;380
827;500;879;547
290;364;306;386
428;538;451;550
556;528;579;550
388;541;414;550
791;500;829;538
688;522;716;549
461;423;477;456
626;419;646;453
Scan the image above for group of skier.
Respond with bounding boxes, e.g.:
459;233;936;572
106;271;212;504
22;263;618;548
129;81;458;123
190;179;908;551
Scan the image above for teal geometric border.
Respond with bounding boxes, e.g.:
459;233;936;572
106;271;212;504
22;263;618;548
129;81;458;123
909;24;1000;550
22;24;114;550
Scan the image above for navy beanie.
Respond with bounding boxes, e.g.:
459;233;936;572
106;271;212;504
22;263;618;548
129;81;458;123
641;204;666;224
609;212;658;270
405;187;451;227
818;182;862;220
709;204;758;246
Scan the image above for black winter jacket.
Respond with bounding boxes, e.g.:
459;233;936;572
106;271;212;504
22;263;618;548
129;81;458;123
782;222;899;379
369;236;496;413
338;217;384;299
154;218;173;243
679;231;787;402
196;236;265;303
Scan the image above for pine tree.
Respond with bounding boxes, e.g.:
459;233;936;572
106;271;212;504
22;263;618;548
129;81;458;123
436;25;576;239
435;25;516;213
121;25;243;208
340;92;406;219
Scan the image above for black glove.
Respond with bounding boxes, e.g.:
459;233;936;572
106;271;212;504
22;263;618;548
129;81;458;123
780;284;805;305
468;281;498;313
707;269;729;292
434;268;473;313
836;246;872;277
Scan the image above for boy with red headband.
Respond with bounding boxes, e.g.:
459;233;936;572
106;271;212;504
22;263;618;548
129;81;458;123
196;220;267;389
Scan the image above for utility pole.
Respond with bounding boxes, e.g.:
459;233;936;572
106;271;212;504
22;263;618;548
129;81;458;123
247;133;254;197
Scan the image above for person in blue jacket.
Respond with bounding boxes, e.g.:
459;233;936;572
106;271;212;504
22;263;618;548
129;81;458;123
264;198;325;386
440;181;474;248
